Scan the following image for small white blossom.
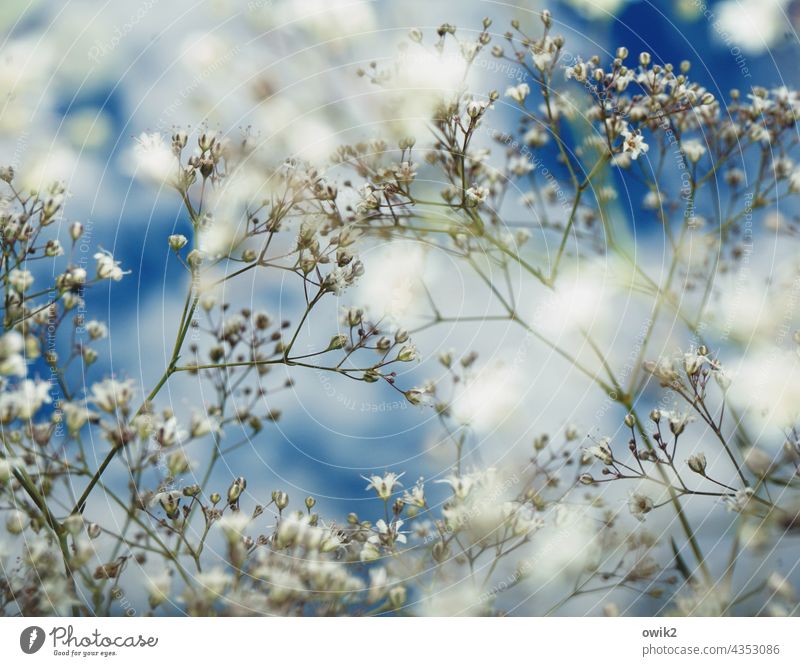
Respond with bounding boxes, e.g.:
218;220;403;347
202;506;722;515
465;185;489;204
9;269;33;293
90;378;136;413
363;472;404;501
628;493;654;521
682;139;707;163
94;251;127;281
505;83;530;103
130;132;179;185
621;128;649;160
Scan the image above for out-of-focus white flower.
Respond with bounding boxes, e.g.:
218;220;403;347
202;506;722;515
153;415;186;448
531;260;621;338
218;512;251;543
93;251;127;281
90;378;136;413
435;473;476;500
628;493;654;521
715;0;790;53
505;83;530;103
194;568;231;601
419;581;490;616
270;0;376;42
728;349;800;429
674;580;731;616
85;320;108;340
450;363;522;433
508;155;534;176
146;571;172;608
356;241;433;321
531;37;558;71
190;410;220;438
743;446;775;478
0;456;19;483
767;572;795;601
129;132;179;185
9;380;51;420
360;541;381;562
377;43;467;137
8;269;33;293
675;231;718;270
61;401;97;434
523;504;602;586
394;161;417;184
682;139;707;163
0;331;26;377
565;0;627;19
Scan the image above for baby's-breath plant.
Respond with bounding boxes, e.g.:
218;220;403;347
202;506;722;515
2;7;800;618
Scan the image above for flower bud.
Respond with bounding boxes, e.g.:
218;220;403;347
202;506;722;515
70;222;84;241
687;453;707;475
624;413;635;428
227;477;246;505
168;234;188;251
305;496;316;510
6;510;27;534
273;490;289;511
328;334;347;350
397;345;417;362
186;249;203;269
